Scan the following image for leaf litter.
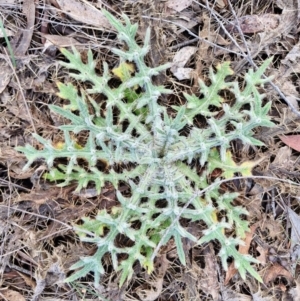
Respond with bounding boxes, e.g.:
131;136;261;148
1;0;300;300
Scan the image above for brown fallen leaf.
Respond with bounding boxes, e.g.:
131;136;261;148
280;135;300;152
56;0;112;29
278;283;287;292
0;61;12;93
226;14;280;34
166;0;192;12
11;0;35;56
256;245;268;265
0;26;14;38
278;82;299;110
192;12;230;93
260;215;284;241
17;271;36;289
135;254;169;301
1;0;18;4
201;244;219;300
273;40;300;111
42;34;79;48
281;42;300;72
272;146;292;169
170;46;197;80
263;262;293;285
135;278;163;301
0;146;33;179
287;207;300;275
1;289;26;301
15;187;64;205
216;0;228;9
222;287;251;301
289;277;300;301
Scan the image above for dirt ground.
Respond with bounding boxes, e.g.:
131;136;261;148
1;0;300;300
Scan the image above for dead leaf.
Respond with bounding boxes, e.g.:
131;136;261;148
1;289;26;301
201;244;219;300
256;245;268;265
1;0;19;3
32;253;66;301
199;13;231;46
56;0;112;29
15;187;63;205
135;278;163;301
226;14;280;34
273;41;300;112
251;291;273;301
203;0;227;9
281;42;300;70
280;135;300;152
0;27;14;37
222;287;251;301
170;46;197;80
279;283;288;292
289;277;300;301
287;208;300;275
193;13;230;91
272;146;293;171
42;34;79;48
263;262;293;285
169;14;198;34
166;0;192;12
240;225;258;254
17;271;36;289
135;254;169;301
260;216;284;240
11;0;35;56
0;60;12;93
0;146;32;179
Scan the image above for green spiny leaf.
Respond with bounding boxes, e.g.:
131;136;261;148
16;8;274;287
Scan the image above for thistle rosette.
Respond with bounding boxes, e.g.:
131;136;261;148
17;9;273;286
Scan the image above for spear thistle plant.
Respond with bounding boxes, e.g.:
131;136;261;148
17;10;274;286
